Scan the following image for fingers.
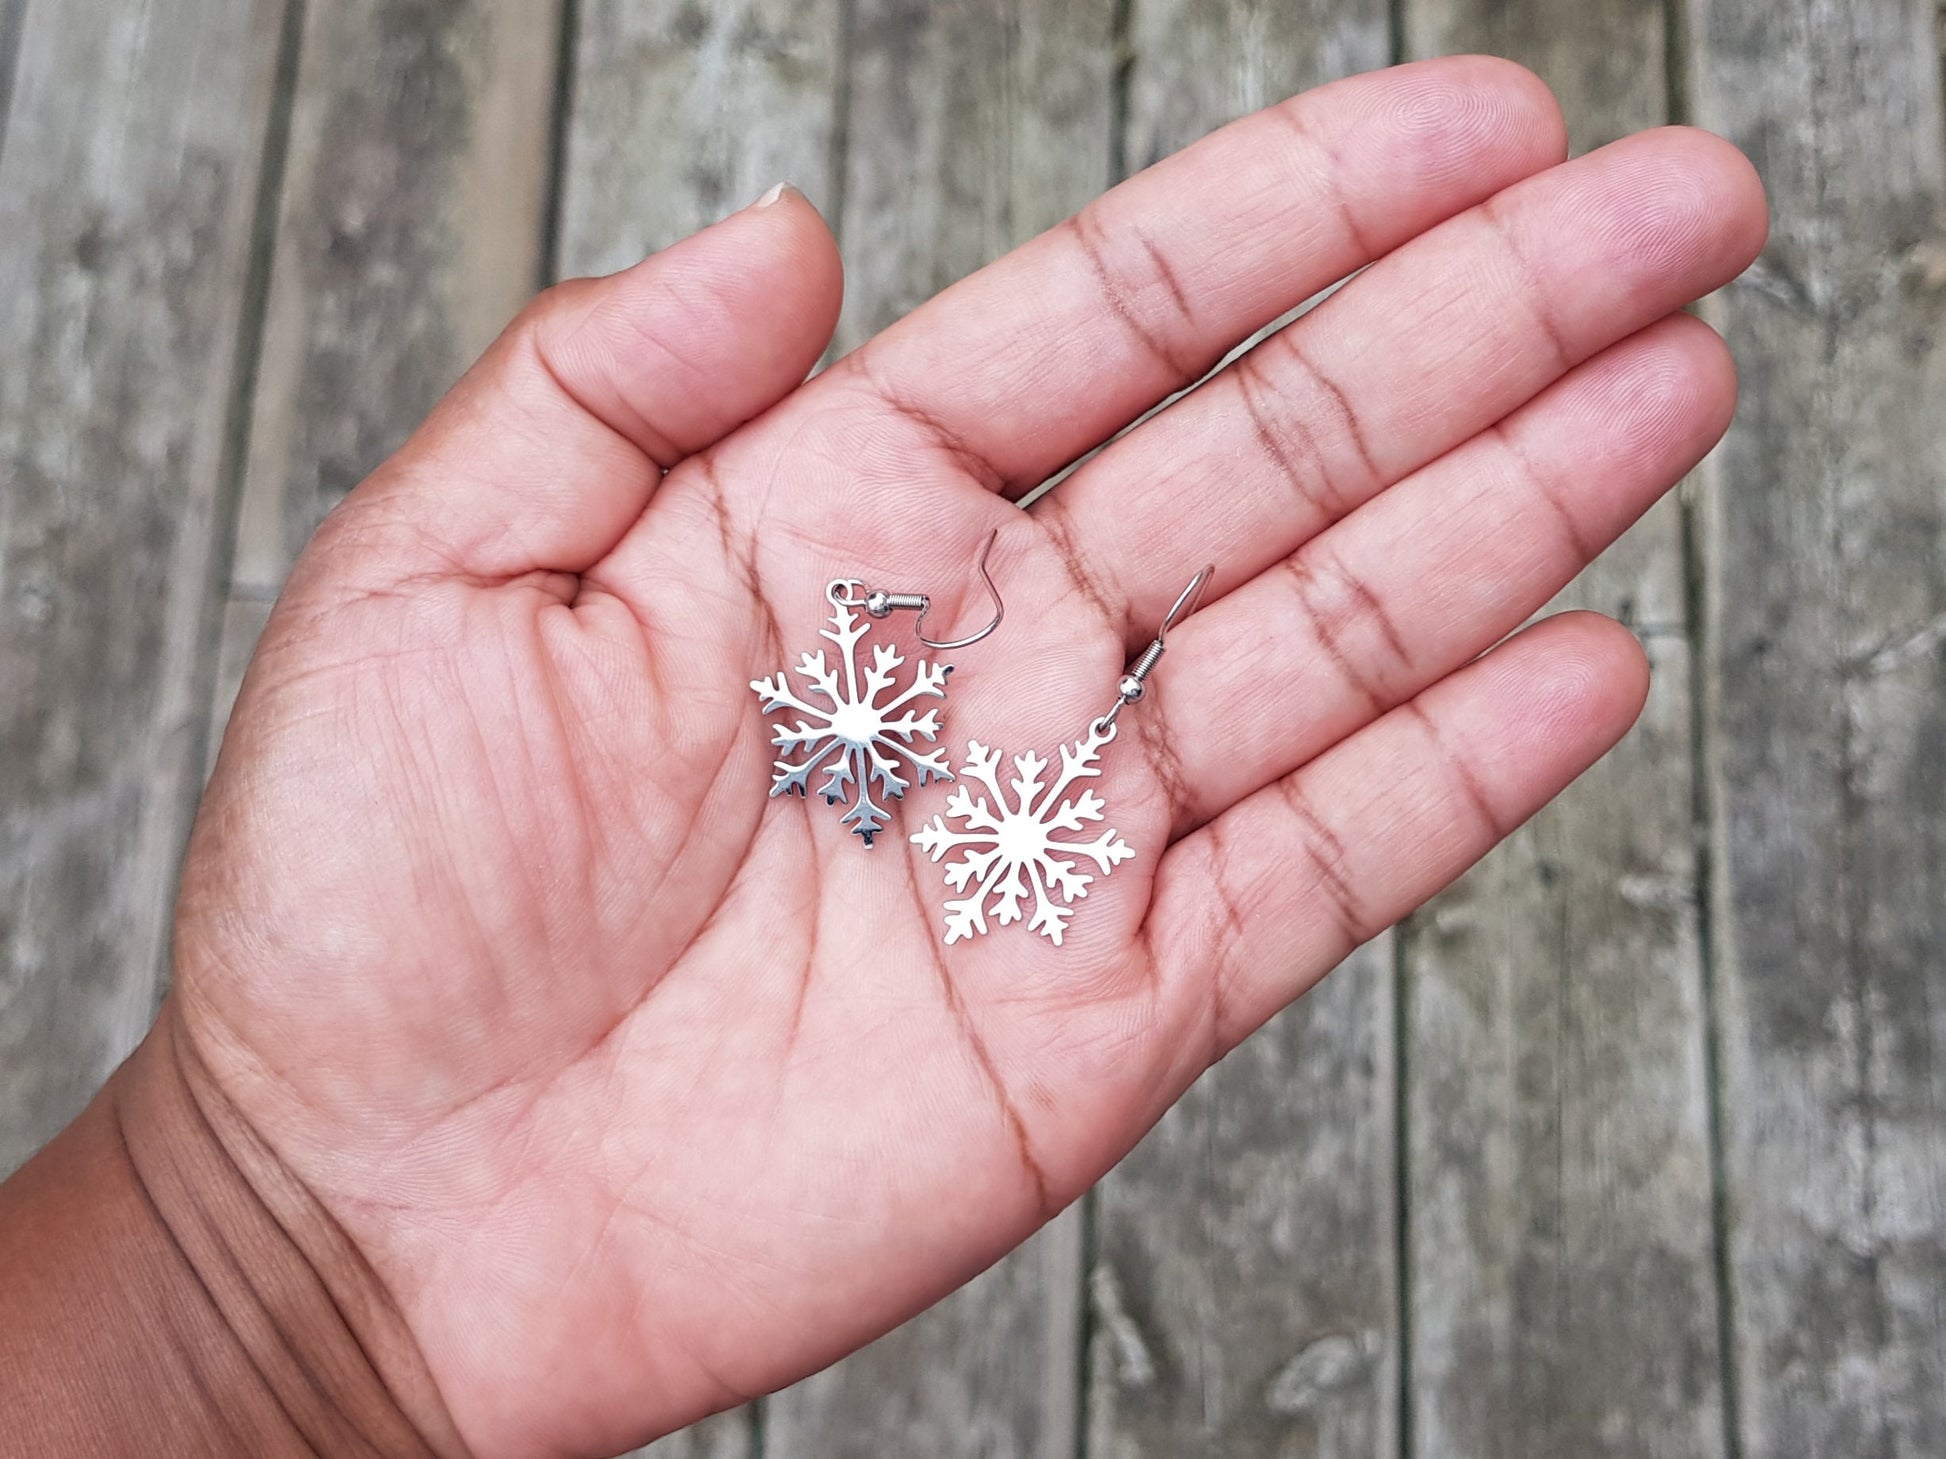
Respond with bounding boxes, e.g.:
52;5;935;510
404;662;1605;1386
815;56;1566;494
1145;612;1648;1054
1039;126;1767;644
1129;311;1731;833
309;187;843;586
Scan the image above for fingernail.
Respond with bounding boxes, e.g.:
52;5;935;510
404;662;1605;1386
752;182;794;209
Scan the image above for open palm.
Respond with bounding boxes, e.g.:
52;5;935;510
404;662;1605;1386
170;59;1765;1459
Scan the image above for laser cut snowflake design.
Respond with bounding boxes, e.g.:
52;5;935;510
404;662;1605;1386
750;597;955;845
909;728;1135;946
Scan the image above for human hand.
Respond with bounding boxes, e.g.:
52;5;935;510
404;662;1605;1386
166;57;1765;1458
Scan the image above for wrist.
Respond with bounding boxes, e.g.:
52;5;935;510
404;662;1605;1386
0;999;469;1458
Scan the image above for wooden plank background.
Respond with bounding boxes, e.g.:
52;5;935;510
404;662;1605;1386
2;1;1941;1456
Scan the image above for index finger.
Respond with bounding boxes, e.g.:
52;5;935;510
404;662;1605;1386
820;56;1568;495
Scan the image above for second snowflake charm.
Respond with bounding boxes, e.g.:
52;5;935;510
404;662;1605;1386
910;564;1213;947
909;728;1134;946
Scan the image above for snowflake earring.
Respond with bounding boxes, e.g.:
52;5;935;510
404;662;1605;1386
751;530;1006;846
909;564;1214;947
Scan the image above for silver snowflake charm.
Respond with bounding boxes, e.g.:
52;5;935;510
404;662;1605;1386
909;725;1134;945
751;594;955;844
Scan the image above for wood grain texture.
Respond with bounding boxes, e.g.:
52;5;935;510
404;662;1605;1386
634;1409;758;1459
1089;948;1397;1459
762;2;1114;1454
0;0;27;162
1119;0;1389;178
0;0;289;1176
211;0;563;749
1397;6;1728;1457
1401;640;1723;1459
1085;7;1395;1459
830;0;1120;352
1690;0;1946;1454
556;0;845;281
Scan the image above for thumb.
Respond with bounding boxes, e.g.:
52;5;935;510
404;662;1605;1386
312;184;843;585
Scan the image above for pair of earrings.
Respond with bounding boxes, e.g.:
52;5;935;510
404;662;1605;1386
750;531;1211;947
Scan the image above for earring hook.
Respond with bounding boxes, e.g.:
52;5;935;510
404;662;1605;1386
837;530;1006;651
912;529;1005;651
1093;562;1216;735
1158;563;1213;642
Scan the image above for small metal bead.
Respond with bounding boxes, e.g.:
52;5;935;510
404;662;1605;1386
1117;673;1146;703
865;589;893;618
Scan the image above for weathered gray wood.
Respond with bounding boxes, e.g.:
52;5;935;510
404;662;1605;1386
1396;7;1728;1457
1402;640;1723;1459
1119;0;1388;179
1690;1;1946;1454
762;3;1115;1454
557;0;845;282
829;0;1121;353
555;4;848;1452
212;0;564;746
0;0;290;1176
0;0;28;162
1089;950;1397;1459
1086;7;1395;1459
633;1410;759;1459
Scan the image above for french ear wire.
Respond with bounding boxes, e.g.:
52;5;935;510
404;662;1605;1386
835;528;1006;651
